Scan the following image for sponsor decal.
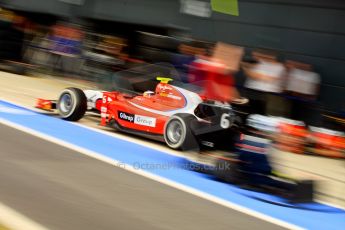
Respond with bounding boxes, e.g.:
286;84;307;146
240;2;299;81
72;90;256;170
201;140;215;148
118;111;135;123
157;84;173;91
118;111;156;127
134;114;156;127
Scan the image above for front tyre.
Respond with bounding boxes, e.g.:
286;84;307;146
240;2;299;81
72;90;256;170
164;114;199;151
57;88;87;121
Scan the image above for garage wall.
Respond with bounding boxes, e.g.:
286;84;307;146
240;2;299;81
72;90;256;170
79;0;180;26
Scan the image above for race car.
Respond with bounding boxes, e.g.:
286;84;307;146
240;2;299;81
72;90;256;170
36;63;246;151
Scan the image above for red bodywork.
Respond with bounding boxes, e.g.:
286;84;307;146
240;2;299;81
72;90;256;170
36;98;56;111
309;128;345;158
100;82;187;135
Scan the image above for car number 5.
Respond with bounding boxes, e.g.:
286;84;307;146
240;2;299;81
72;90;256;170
220;113;230;129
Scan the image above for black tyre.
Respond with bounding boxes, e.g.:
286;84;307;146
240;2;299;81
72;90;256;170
213;158;241;184
164;114;199;151
57;88;87;121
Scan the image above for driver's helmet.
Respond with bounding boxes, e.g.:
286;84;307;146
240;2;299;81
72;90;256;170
143;90;155;98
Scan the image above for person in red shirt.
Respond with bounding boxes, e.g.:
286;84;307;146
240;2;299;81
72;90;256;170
188;55;243;103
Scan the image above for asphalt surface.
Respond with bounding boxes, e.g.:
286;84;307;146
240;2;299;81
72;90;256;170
0;123;285;230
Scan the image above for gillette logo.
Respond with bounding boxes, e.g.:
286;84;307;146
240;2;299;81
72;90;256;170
118;111;134;122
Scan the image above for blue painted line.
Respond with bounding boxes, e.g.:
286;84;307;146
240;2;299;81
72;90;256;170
1;100;344;230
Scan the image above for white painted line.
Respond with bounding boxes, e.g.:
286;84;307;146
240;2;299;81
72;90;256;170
0;117;304;230
0;202;49;230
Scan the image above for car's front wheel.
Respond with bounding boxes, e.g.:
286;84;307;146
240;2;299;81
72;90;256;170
57;87;87;121
164;114;199;151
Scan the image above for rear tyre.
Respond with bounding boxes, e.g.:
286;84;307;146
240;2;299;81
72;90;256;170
57;87;87;121
164;114;199;151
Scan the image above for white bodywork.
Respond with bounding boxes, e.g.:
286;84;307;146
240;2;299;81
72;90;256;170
83;90;103;110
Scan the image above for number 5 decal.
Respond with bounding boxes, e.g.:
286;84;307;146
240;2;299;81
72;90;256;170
220;113;230;129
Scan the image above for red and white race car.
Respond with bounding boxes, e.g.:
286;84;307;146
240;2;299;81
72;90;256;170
36;64;245;151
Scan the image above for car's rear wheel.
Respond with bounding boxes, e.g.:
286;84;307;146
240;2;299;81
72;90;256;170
57;87;87;121
164;114;199;151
